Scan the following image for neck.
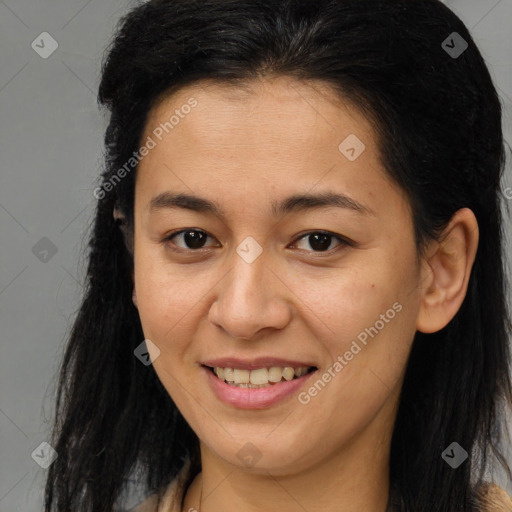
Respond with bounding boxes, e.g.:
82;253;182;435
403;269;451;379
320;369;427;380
182;409;395;512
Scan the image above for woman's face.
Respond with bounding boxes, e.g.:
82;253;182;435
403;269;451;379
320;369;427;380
132;76;424;475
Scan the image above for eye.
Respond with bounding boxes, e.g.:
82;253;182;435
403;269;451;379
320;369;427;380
290;231;349;253
163;229;351;254
163;229;217;251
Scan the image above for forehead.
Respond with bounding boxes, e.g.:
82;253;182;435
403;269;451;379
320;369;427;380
145;75;376;148
135;75;402;220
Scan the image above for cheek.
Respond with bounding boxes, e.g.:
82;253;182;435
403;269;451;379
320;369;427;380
299;257;418;382
298;264;402;340
133;252;201;347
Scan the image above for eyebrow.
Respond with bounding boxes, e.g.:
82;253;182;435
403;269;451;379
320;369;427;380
148;191;375;218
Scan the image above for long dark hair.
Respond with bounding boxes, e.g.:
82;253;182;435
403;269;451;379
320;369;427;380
44;1;512;511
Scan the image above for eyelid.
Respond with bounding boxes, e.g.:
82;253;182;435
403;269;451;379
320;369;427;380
162;228;352;254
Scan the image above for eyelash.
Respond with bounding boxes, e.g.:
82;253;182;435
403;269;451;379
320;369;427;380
161;229;352;255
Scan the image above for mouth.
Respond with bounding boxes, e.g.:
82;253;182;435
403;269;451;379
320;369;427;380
202;364;318;388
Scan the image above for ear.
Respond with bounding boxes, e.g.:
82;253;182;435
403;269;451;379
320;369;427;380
113;200;134;256
114;200;137;307
416;208;479;333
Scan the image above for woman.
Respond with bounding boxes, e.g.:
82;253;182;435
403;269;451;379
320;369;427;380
44;0;512;511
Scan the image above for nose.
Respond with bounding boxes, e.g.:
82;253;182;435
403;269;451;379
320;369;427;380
207;248;292;341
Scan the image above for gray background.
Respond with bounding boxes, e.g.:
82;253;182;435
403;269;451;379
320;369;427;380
1;0;511;510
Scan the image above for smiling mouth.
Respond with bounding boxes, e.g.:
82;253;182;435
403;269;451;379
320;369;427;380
203;365;318;388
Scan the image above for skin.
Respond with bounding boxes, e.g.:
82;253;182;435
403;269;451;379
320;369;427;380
127;75;479;512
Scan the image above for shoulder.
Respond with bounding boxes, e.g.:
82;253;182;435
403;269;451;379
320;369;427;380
127;458;191;512
126;472;512;512
471;482;512;512
128;478;184;512
128;493;159;512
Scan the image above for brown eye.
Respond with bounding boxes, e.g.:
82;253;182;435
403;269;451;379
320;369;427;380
163;229;217;251
163;229;351;254
291;231;349;253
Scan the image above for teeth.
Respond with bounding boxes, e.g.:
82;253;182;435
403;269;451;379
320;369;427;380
268;367;283;383
282;367;295;381
250;368;268;385
233;369;250;384
213;365;313;387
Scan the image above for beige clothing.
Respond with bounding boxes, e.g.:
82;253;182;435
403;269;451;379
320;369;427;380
472;482;512;511
130;459;512;512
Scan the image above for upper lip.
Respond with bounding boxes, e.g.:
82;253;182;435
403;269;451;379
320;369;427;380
201;357;317;370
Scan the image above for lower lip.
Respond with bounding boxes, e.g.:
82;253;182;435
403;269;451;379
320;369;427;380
203;366;317;409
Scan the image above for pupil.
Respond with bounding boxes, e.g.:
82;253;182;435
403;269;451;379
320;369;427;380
184;230;206;249
309;233;331;251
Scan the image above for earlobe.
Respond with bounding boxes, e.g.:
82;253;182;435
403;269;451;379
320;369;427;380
113;200;125;225
113;199;134;256
416;208;479;334
132;288;138;308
